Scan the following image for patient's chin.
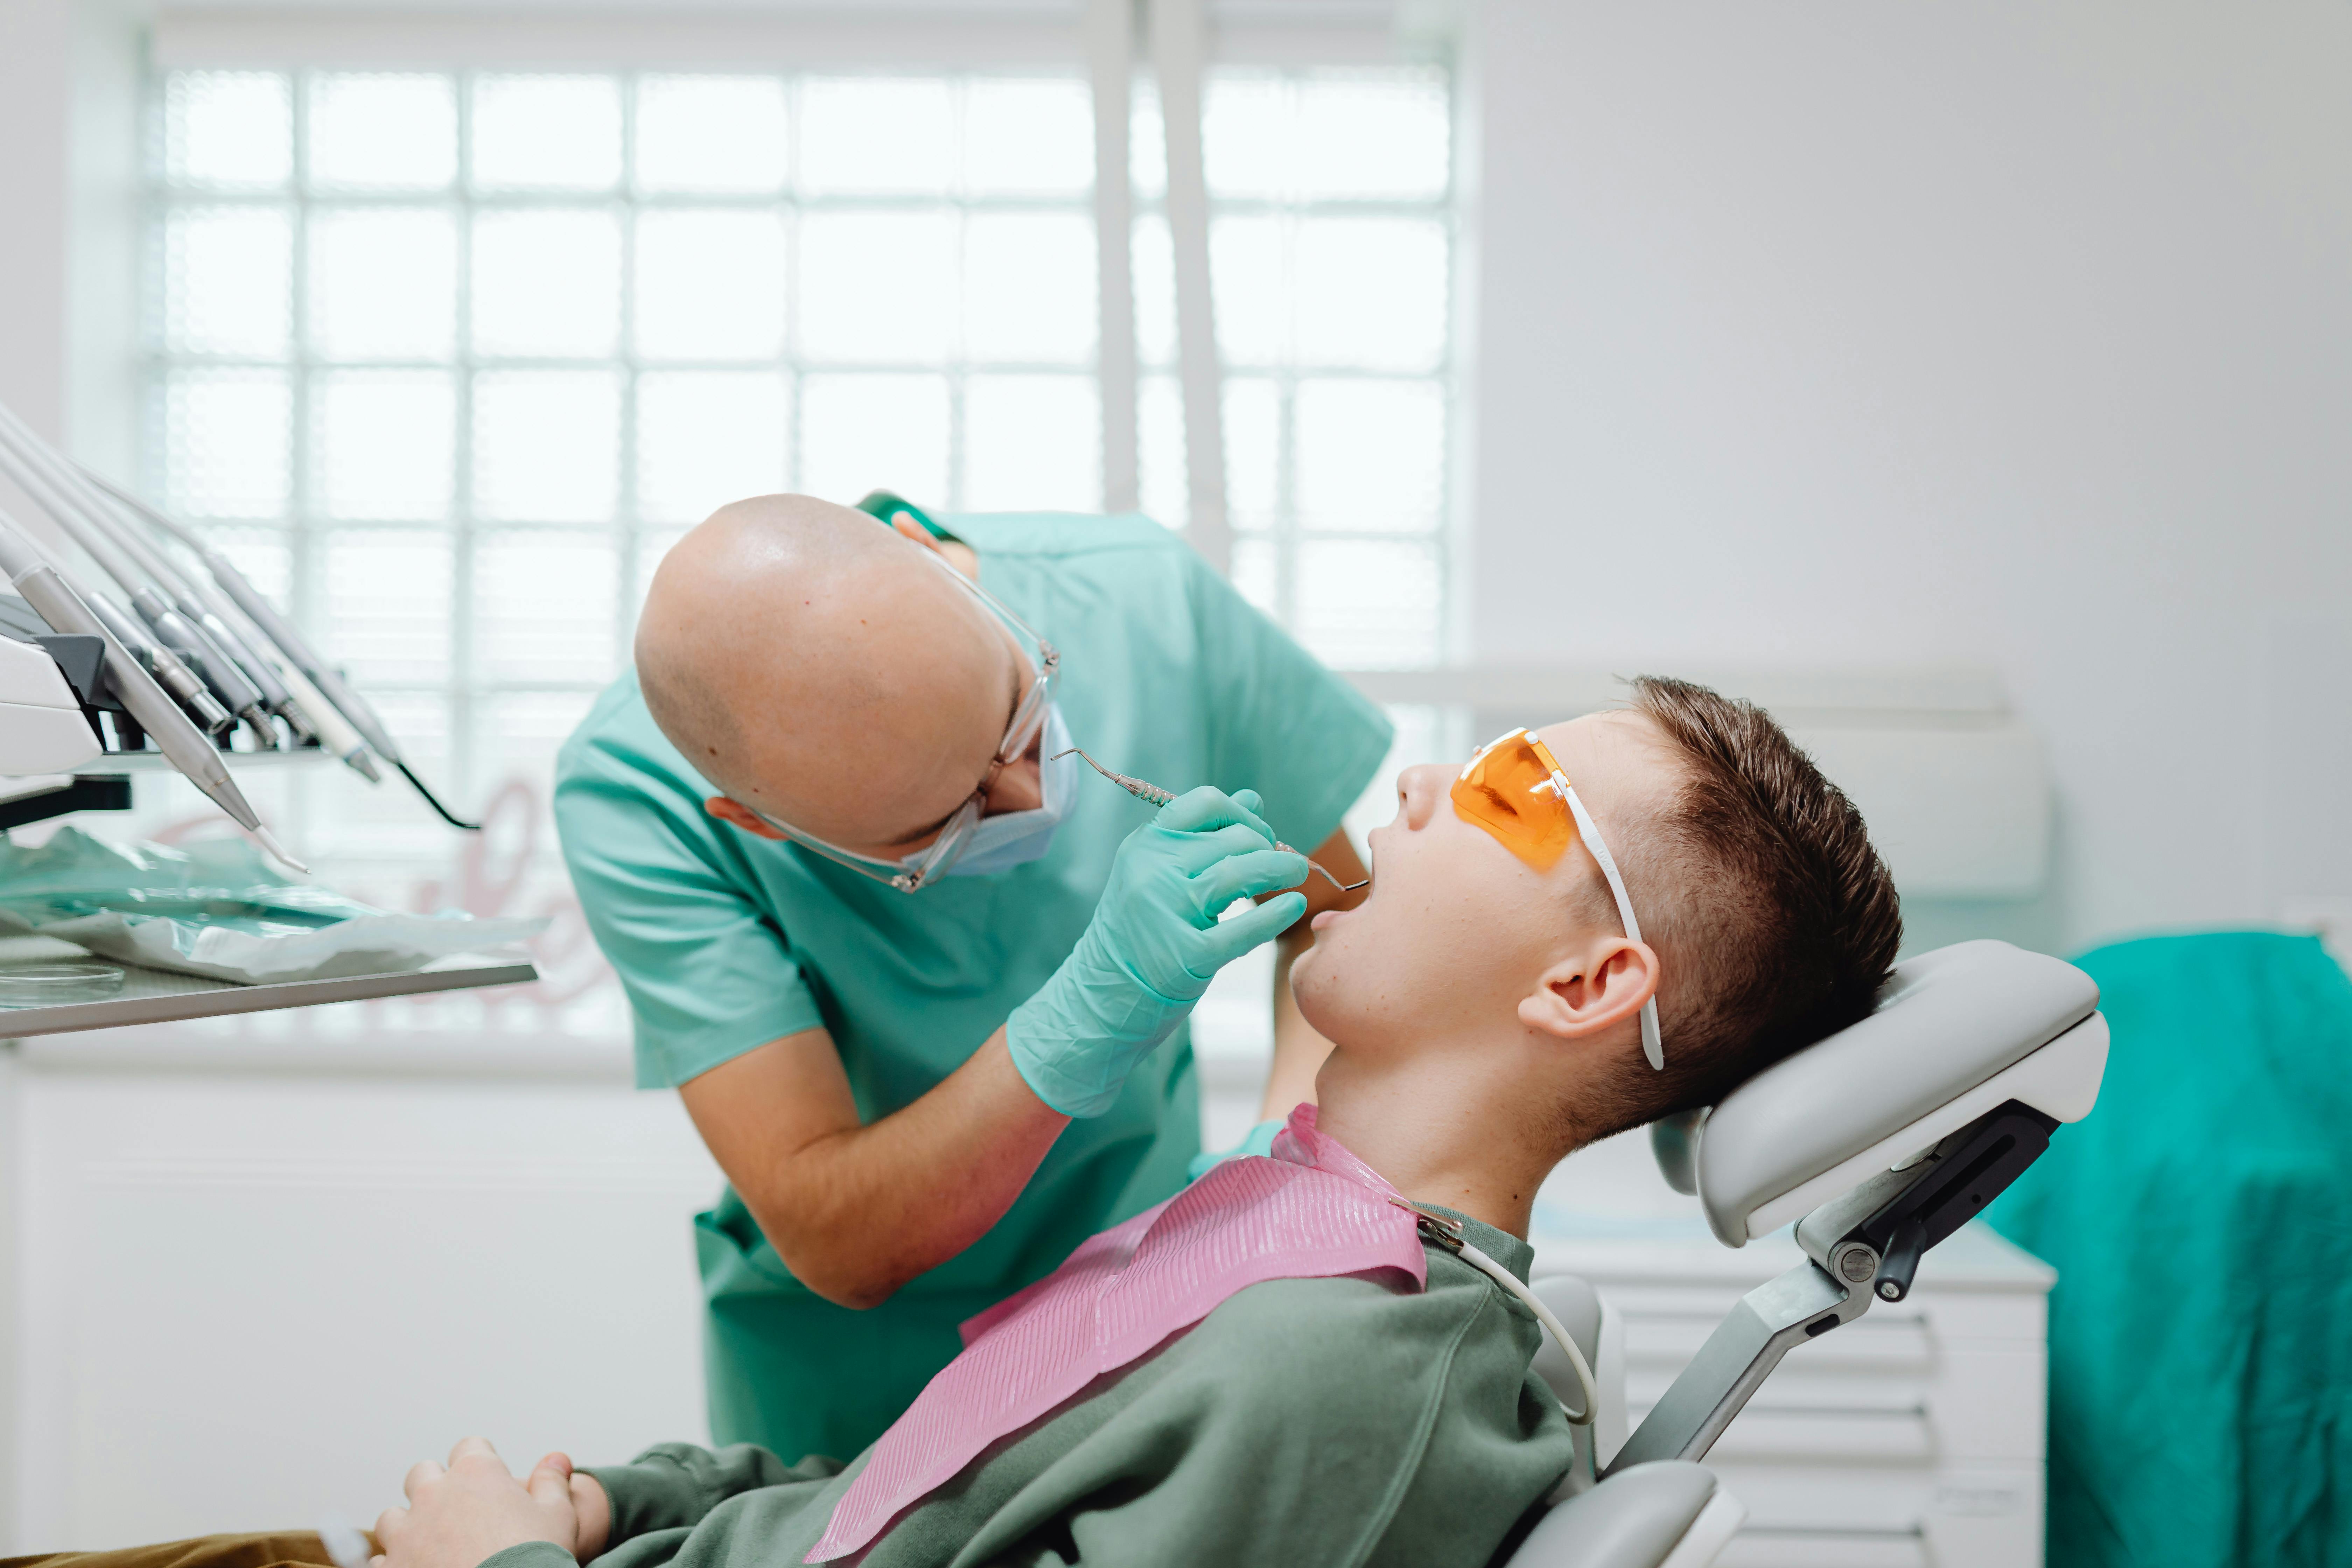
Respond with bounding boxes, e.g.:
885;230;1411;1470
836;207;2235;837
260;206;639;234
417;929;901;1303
1289;939;1377;1045
1286;942;1340;1033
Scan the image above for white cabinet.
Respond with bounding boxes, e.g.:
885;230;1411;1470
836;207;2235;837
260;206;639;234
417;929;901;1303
0;1024;724;1552
1534;1223;2053;1568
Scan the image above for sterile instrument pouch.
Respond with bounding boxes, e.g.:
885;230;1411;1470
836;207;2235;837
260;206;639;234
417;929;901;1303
0;827;545;983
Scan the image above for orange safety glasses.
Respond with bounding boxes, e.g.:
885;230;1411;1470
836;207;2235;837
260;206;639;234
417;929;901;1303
1453;728;1666;1070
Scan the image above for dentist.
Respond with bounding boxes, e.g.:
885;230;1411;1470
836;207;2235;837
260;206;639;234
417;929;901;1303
554;492;1387;1463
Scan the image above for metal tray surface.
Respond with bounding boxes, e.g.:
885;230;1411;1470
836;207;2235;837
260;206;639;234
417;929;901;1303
0;934;538;1036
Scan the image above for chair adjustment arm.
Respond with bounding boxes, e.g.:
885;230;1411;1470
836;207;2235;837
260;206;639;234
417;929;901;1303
1602;1259;1869;1476
1606;1097;2071;1478
1794;1098;2058;1304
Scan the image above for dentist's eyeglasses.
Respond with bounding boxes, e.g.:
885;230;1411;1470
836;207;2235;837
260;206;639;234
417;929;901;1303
1454;728;1666;1070
744;550;1059;893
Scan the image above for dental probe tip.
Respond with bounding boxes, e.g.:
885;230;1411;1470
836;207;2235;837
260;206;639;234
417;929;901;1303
1304;859;1371;894
252;825;309;876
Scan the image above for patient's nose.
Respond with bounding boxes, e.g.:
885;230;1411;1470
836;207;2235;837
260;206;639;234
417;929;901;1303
1397;762;1451;830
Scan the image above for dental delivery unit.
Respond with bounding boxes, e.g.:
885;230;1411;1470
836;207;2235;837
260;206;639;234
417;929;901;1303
0;396;478;859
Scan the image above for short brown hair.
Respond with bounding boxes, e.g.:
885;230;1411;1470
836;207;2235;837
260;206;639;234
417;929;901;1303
1579;676;1903;1141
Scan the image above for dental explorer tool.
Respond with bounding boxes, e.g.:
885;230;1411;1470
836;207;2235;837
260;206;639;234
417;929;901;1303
1053;748;1370;892
87;473;475;824
0;507;307;872
0;422;276;743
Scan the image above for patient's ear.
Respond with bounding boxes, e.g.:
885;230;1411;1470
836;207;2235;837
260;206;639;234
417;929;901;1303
706;796;788;839
1519;938;1660;1040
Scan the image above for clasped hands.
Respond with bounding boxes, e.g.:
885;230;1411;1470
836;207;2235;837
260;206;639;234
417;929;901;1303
372;1437;611;1568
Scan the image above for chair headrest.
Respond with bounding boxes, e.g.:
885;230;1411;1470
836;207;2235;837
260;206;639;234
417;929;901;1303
1657;939;2102;1246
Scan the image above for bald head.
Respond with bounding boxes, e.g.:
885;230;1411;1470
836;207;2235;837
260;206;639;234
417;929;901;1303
636;494;1025;853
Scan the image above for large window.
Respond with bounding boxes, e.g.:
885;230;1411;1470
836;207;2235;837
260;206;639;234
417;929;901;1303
1137;68;1455;670
139;56;1458;1035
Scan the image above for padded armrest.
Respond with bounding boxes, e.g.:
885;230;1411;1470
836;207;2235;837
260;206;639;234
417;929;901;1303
1682;940;2100;1245
1503;1462;1744;1568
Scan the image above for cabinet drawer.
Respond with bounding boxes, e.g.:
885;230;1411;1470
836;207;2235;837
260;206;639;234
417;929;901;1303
1715;1531;1927;1568
1702;1459;2043;1550
1702;1409;1934;1464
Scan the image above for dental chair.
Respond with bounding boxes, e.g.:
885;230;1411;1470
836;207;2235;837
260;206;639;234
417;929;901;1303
1496;939;2109;1568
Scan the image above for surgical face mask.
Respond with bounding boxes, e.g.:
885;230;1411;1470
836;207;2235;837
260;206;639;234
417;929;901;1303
931;705;1078;878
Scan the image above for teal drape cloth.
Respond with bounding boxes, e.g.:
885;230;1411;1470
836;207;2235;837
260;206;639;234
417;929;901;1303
1985;931;2352;1567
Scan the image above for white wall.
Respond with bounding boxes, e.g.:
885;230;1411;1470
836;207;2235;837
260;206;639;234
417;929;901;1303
0;0;144;534
0;0;78;448
1468;0;2352;955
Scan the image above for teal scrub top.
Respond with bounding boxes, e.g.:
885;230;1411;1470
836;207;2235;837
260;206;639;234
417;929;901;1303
553;511;1393;1465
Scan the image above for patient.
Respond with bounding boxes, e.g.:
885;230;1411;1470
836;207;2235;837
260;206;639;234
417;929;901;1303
10;679;1899;1568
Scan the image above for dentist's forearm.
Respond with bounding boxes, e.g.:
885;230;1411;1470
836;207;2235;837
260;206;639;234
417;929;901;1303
680;1026;1068;1310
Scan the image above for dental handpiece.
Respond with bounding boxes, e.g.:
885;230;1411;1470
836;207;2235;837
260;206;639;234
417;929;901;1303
0;418;279;743
1053;748;1370;893
85;589;237;735
0;436;238;737
4;410;313;750
0;507;306;873
91;474;477;829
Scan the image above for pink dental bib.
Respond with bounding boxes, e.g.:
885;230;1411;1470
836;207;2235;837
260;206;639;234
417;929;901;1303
807;1105;1428;1562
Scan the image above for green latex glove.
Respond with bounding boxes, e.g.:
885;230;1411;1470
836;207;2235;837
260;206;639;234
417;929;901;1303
1008;786;1308;1118
1187;1117;1285;1181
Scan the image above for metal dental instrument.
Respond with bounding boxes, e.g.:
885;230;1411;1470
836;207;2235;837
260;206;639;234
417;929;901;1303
73;468;310;742
84;472;473;825
0;506;306;873
37;448;330;750
84;587;236;736
0;449;232;737
1054;748;1370;892
0;404;299;747
77;469;378;781
0;399;353;771
0;422;274;744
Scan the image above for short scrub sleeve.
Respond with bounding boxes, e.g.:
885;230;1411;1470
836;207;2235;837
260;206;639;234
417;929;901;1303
1183;553;1394;853
554;724;828;1090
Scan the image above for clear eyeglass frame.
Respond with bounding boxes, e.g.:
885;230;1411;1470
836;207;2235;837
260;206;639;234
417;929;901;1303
744;549;1062;892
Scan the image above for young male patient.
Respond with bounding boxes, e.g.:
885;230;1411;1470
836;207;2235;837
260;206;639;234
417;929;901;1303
10;679;1900;1568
